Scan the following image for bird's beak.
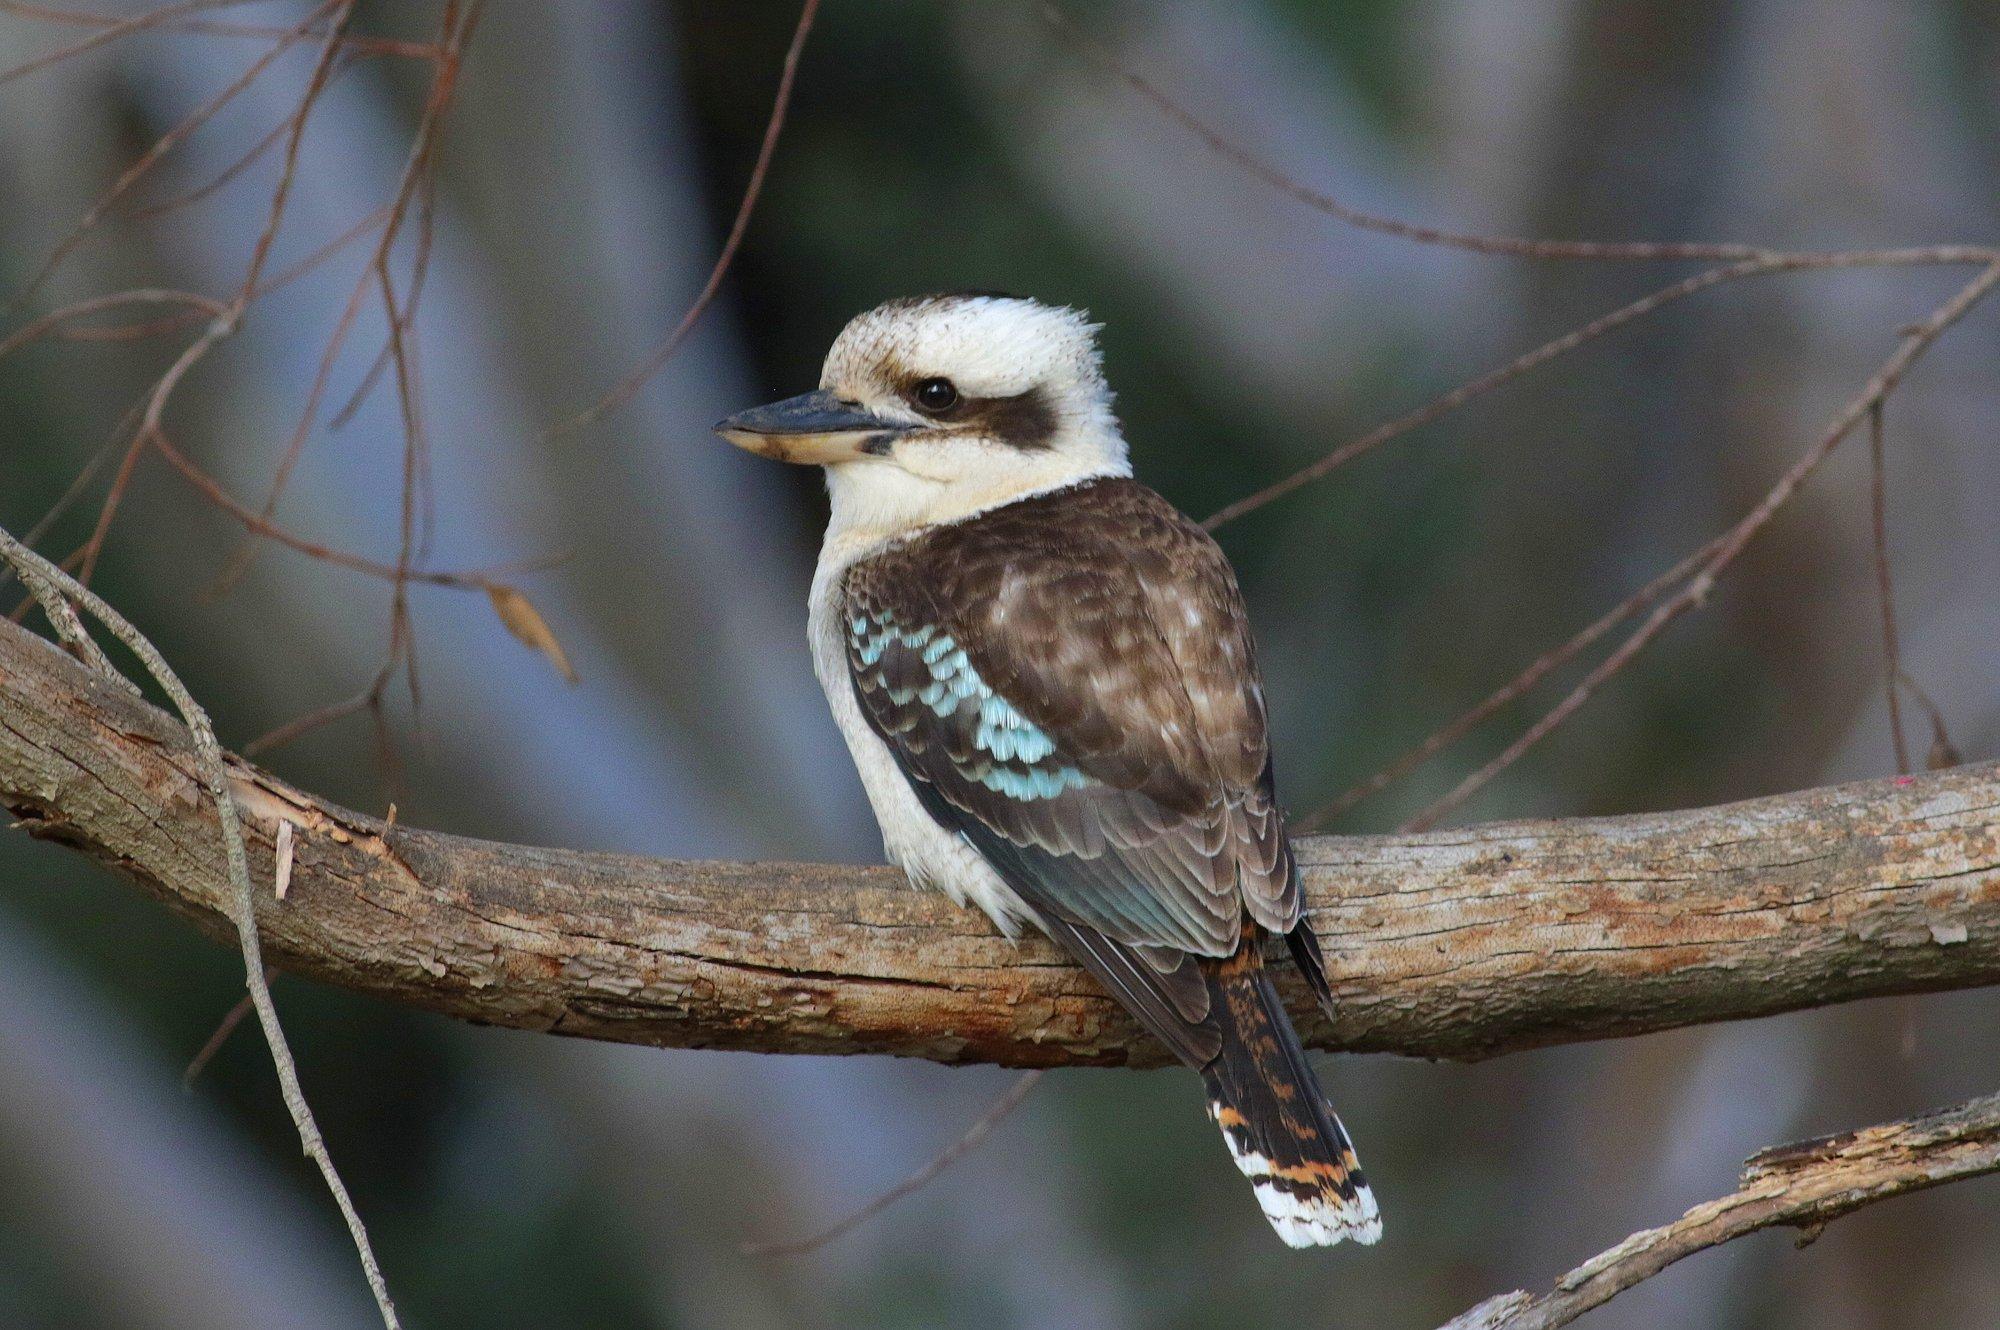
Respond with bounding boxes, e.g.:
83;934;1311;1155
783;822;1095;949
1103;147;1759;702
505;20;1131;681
713;389;910;465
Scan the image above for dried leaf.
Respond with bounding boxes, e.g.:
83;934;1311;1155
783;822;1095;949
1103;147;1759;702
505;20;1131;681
485;583;578;685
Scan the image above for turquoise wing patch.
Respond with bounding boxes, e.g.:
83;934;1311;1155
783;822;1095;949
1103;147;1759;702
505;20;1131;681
847;610;1087;800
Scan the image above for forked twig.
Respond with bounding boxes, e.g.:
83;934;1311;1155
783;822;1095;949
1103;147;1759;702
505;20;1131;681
1402;262;2000;831
1042;3;1997;821
1299;532;1729;830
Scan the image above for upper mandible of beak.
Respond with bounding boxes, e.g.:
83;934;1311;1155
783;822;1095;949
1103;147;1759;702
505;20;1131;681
713;388;910;465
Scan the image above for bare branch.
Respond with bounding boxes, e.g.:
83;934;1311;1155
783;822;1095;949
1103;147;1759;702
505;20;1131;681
1299;533;1728;831
1201;249;1996;532
3;610;1996;1069
1443;1093;2000;1330
3;1;342;313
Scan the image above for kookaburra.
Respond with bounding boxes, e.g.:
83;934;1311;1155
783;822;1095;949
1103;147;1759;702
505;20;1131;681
716;293;1380;1248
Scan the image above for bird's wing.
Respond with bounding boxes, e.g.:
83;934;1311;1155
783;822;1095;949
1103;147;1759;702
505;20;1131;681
842;478;1300;972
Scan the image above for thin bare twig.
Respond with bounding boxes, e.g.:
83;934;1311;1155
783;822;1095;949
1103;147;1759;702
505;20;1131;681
743;1071;1046;1258
1403;262;2000;831
0;526;401;1329
1202;249;1995;531
4;1;342;313
1893;669;1963;771
182;985;258;1086
543;0;821;439
217;1;479;595
1867;402;1912;774
1039;4;1999;533
0;0;265;86
0;289;225;361
0;2;434;58
1442;1092;2000;1330
1299;532;1729;831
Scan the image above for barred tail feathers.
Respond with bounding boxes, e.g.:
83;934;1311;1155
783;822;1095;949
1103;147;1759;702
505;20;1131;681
1200;942;1381;1249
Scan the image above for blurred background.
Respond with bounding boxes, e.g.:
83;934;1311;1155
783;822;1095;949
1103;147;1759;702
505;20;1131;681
2;2;1998;1327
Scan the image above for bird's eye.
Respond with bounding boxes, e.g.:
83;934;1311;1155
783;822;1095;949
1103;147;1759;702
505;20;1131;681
912;377;960;413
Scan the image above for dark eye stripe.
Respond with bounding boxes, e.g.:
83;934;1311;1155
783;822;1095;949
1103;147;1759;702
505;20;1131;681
889;377;1057;450
972;384;1058;449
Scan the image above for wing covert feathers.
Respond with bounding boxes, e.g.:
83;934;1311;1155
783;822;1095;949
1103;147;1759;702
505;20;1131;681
841;477;1298;956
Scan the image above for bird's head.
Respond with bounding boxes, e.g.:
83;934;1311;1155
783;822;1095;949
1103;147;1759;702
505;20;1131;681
716;294;1129;536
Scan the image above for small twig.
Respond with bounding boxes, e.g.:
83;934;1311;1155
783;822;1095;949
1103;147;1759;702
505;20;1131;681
1867;402;1912;774
217;1;479;594
1441;1092;2000;1330
243;685;378;757
743;1070;1046;1258
4;1;341;314
1299;533;1728;830
144;425;510;587
544;0;820;439
1894;669;1964;771
1041;3;1776;264
0;0;264;86
0;2;434;58
0;289;226;361
1202;249;1995;531
1038;4;1999;533
6;555;132;693
327;154;441;435
182;985;258;1086
0;525;401;1329
1402;261;2000;831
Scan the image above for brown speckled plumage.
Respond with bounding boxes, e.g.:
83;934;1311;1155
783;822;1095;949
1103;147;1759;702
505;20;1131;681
843;476;1297;950
841;474;1373;1239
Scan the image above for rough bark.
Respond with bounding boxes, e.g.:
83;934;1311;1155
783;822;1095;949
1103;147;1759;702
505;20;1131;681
1444;1092;2000;1329
2;614;1996;1068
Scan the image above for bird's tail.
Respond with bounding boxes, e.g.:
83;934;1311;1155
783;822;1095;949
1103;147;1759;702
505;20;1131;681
1200;936;1381;1248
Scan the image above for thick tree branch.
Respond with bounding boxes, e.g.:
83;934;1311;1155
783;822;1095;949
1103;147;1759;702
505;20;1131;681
1;612;1996;1068
1444;1092;2000;1330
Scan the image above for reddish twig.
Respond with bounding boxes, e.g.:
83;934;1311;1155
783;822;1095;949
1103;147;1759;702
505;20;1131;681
1203;248;1997;531
0;289;224;360
218;2;478;589
0;2;435;58
742;1070;1046;1258
1894;669;1963;771
543;0;821;440
182;987;258;1085
0;0;266;85
4;1;341;313
1867;402;1911;774
1046;2;1805;267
